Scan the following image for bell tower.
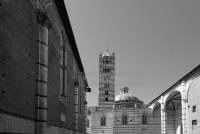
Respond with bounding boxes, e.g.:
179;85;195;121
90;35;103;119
98;49;115;108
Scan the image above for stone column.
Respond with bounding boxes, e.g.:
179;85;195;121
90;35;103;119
74;80;79;134
35;10;51;134
161;96;166;134
181;81;188;134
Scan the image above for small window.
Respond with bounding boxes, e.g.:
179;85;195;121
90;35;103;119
88;110;91;115
104;76;107;80
134;104;137;108
122;114;128;125
101;116;106;126
87;119;90;127
104;83;110;88
192;120;197;130
192;120;197;126
59;30;67;105
105;90;108;95
103;68;111;73
192;106;196;112
142;113;147;124
105;97;108;101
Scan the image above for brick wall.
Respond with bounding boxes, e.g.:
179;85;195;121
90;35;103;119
0;0;37;120
0;0;88;133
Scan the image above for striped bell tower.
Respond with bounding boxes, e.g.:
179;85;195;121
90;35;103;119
98;49;115;108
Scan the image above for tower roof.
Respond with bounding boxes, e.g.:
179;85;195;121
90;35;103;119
102;49;111;57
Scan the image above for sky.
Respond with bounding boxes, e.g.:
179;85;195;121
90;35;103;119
65;0;200;106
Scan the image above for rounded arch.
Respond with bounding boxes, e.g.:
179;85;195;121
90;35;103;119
186;76;200;101
164;90;182;110
164;90;182;134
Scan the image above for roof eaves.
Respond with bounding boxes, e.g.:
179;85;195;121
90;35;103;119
148;64;200;106
54;0;89;88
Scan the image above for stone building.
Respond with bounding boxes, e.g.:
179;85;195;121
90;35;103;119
89;50;115;134
148;65;200;134
0;0;90;134
86;50;150;134
87;49;200;134
113;87;150;134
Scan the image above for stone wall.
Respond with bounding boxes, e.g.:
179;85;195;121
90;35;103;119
0;0;37;121
187;77;200;134
0;0;88;133
0;113;35;133
113;108;150;134
91;107;114;134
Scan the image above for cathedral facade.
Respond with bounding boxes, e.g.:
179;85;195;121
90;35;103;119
87;49;200;134
87;50;150;134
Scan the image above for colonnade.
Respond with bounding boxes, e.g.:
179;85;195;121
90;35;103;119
151;81;190;134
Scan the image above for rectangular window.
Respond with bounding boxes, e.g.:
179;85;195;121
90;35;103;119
192;120;197;130
105;90;108;95
122;115;128;125
73;59;76;78
192;105;196;112
104;83;109;88
142;114;148;124
103;76;106;81
87;120;90;127
61;112;66;122
59;30;67;105
88;110;91;115
192;120;197;126
79;86;82;114
101;117;106;126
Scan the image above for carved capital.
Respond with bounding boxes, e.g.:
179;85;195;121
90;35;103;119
36;9;51;29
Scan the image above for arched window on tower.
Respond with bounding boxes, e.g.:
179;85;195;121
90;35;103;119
104;83;109;88
122;114;128;125
105;97;108;101
103;68;111;73
142;113;148;124
105;90;108;95
101;116;106;126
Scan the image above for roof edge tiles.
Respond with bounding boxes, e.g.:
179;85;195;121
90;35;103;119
54;0;89;87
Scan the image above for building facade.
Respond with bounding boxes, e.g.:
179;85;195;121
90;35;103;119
88;50;115;134
87;50;150;134
0;0;90;134
87;49;200;134
148;65;200;134
113;87;150;134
